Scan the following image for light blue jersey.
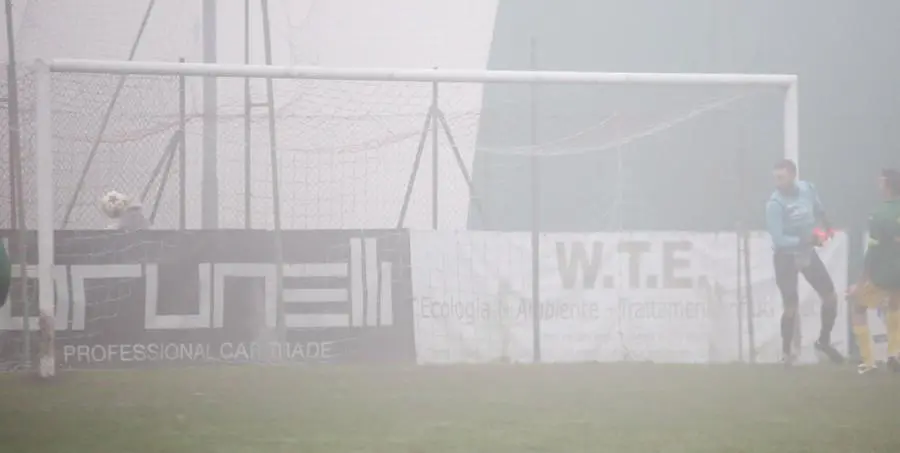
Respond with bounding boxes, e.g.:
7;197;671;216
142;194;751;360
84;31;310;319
765;181;824;252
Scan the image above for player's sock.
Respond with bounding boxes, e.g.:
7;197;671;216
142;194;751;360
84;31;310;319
781;312;795;357
887;308;900;357
819;298;837;344
853;324;875;368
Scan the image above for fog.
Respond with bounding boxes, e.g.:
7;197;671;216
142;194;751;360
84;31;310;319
1;1;900;452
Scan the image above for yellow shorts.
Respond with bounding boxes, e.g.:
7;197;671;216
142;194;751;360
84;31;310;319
853;281;900;309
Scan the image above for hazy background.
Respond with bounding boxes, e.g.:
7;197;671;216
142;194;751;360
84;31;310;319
1;0;898;237
471;0;900;235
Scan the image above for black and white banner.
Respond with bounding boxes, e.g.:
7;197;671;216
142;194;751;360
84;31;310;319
0;229;414;369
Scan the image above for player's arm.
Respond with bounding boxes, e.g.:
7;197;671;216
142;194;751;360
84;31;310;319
859;213;883;283
766;199;801;248
860;240;875;282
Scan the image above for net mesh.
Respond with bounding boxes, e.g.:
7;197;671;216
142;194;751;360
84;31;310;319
22;73;486;230
50;73;183;229
27;73;790;232
211;76;482;229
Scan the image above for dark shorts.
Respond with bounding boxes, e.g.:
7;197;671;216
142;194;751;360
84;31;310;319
773;249;835;308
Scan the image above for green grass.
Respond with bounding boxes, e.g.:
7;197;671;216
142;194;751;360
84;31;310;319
1;364;899;453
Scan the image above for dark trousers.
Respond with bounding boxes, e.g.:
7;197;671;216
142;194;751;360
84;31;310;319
773;249;837;353
773;250;835;304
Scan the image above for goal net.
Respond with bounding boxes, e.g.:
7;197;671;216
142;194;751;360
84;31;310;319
2;59;850;375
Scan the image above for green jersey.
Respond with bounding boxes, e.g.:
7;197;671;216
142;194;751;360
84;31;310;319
0;241;10;308
865;198;900;289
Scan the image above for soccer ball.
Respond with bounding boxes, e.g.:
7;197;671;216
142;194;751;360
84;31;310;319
100;190;130;219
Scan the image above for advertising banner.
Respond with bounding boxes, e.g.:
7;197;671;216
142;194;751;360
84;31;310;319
0;229;414;369
411;231;848;364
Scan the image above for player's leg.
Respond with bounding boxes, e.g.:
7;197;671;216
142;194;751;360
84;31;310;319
886;290;900;372
774;252;801;365
801;250;844;363
849;282;881;374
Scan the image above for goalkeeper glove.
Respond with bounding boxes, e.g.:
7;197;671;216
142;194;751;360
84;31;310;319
812;227;834;247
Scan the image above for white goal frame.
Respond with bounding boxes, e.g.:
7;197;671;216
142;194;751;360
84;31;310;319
32;58;799;376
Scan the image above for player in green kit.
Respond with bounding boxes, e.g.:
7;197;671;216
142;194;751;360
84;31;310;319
849;168;900;374
0;240;10;309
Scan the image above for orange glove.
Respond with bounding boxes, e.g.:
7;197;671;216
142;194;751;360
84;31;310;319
812;227;834;247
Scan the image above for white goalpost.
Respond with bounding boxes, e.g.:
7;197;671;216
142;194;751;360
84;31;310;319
31;58;799;376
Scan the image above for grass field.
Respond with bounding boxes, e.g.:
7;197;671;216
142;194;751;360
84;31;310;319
1;364;899;453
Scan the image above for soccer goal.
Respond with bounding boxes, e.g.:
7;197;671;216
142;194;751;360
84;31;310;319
16;58;829;376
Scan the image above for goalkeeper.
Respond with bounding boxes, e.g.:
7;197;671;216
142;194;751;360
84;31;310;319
0;240;9;309
765;159;844;366
848;168;900;375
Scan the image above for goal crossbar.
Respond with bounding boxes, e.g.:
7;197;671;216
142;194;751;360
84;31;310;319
46;58;797;87
30;58;800;377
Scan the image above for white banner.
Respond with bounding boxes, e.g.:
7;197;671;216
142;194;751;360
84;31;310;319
411;231;848;364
